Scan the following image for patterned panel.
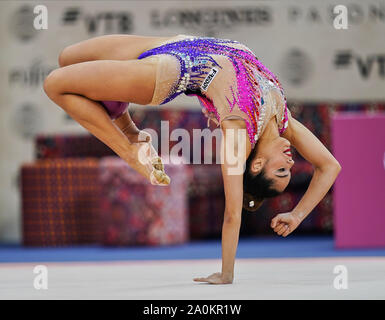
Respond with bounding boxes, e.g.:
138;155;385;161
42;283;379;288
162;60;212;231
21;158;101;246
36;134;115;159
99;157;191;246
187;164;224;239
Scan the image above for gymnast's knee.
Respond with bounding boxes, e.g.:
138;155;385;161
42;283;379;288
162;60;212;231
58;46;74;67
43;68;63;100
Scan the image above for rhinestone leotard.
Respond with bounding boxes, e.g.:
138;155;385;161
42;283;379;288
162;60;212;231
137;34;290;148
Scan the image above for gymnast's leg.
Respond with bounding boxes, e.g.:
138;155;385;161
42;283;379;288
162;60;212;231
57;34;167;143
57;34;171;67
43;58;170;185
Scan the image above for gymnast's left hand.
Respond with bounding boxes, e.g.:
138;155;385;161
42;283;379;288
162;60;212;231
193;272;233;285
271;212;302;237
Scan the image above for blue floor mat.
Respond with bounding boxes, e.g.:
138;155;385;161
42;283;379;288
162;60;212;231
1;236;385;263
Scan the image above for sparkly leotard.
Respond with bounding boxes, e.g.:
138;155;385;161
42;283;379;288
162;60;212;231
136;34;291;148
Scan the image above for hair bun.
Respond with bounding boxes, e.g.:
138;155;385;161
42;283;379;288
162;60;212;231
243;192;264;212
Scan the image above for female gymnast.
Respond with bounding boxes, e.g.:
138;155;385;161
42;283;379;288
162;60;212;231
44;34;341;284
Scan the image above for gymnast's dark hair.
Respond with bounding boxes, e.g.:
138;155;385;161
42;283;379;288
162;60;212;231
243;145;282;212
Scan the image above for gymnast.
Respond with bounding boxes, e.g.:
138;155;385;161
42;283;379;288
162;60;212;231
44;34;341;284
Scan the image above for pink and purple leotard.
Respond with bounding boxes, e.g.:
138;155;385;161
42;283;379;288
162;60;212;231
101;34;291;148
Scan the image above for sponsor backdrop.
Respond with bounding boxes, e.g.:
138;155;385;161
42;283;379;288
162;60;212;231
0;0;384;242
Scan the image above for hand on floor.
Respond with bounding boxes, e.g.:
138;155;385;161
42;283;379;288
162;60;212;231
193;272;233;285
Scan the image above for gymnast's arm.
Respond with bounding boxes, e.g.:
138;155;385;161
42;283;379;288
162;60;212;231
193;118;251;284
277;113;342;228
220;119;251;283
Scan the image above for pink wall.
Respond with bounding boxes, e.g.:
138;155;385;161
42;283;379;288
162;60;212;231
332;112;385;248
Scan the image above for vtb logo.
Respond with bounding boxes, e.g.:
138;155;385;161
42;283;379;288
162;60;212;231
62;7;133;34
334;50;385;79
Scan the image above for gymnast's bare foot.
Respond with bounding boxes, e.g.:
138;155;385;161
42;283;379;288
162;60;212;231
122;131;170;186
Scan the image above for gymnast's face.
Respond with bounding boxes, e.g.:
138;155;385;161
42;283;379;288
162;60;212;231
250;137;294;192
